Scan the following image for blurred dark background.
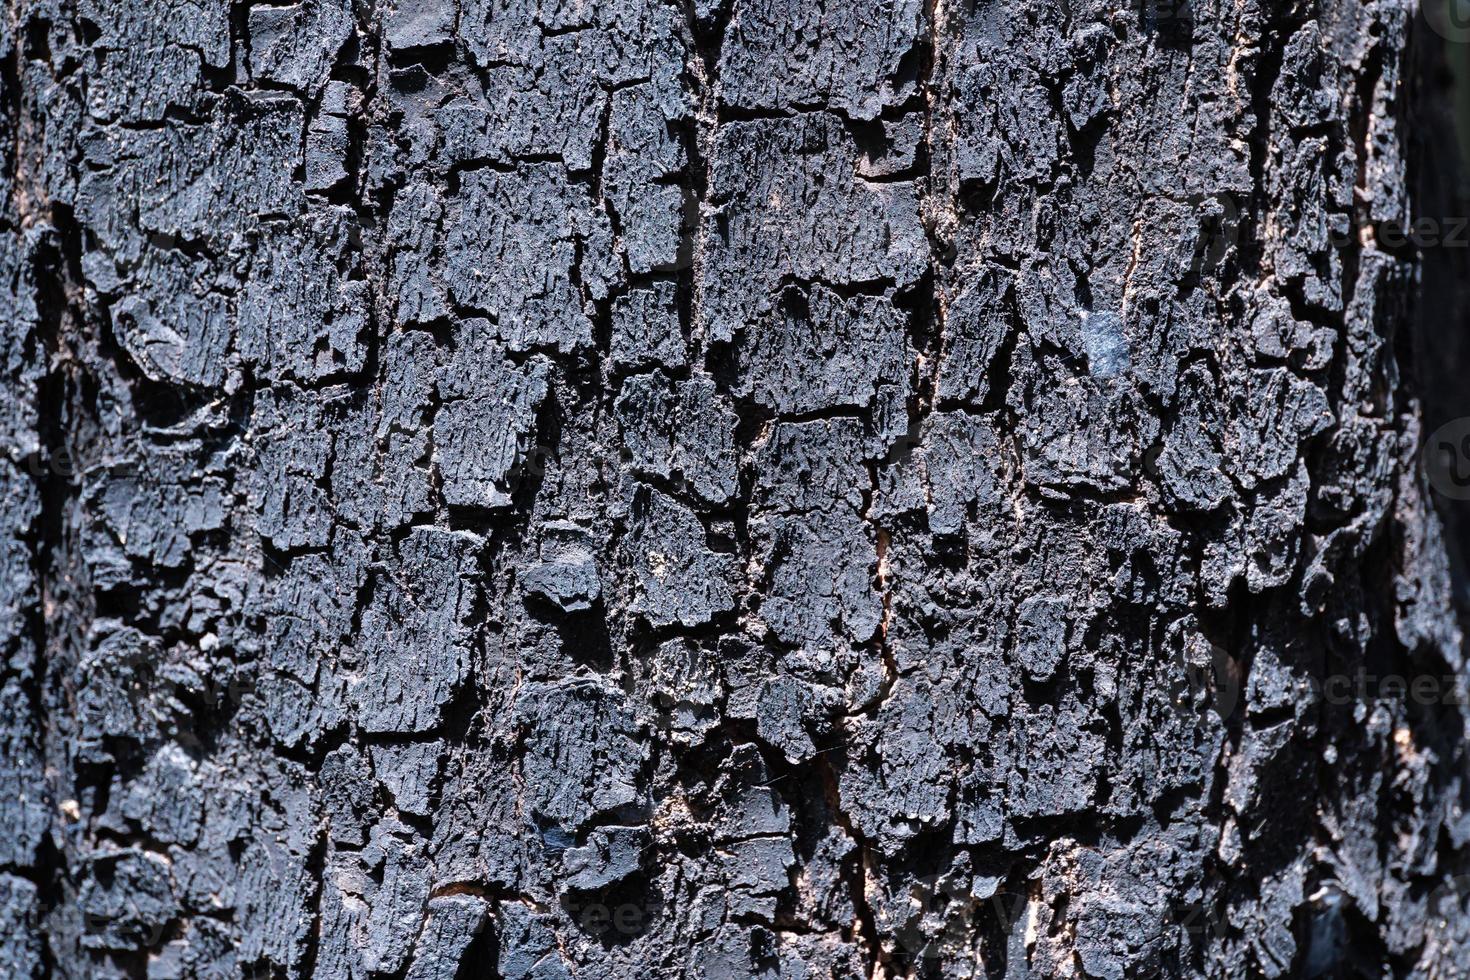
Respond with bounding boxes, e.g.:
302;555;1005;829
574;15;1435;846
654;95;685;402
1412;5;1470;610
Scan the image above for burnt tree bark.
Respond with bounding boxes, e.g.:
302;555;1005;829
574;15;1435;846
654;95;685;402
2;0;1469;976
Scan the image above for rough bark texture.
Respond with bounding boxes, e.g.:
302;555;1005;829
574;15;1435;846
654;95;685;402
2;0;1469;977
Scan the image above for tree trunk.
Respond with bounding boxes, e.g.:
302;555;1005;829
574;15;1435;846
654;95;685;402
2;0;1468;976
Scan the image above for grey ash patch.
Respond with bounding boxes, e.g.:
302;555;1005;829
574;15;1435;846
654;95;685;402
1080;309;1131;379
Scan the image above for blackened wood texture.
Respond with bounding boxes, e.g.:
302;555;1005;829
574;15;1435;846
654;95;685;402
1;0;1467;977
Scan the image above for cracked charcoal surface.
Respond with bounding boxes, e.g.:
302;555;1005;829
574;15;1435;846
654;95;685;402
2;0;1470;977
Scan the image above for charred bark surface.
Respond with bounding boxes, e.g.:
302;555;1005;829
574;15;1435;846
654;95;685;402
1;0;1468;977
